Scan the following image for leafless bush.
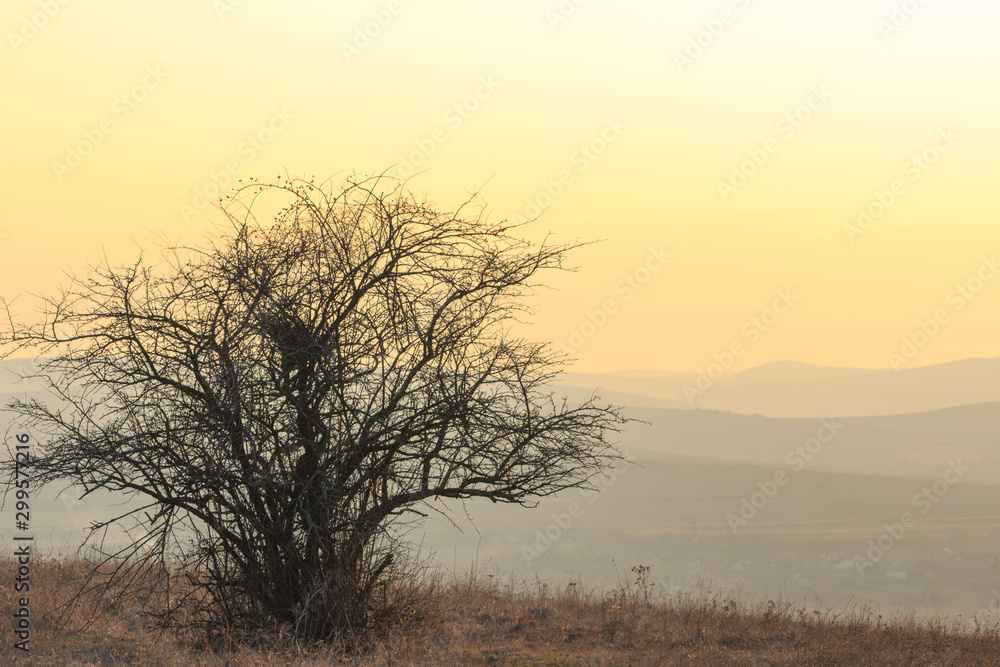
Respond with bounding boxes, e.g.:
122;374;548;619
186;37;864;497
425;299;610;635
1;174;624;643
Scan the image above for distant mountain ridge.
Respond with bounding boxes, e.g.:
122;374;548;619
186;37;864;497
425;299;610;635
618;401;1000;484
557;357;1000;418
4;357;997;483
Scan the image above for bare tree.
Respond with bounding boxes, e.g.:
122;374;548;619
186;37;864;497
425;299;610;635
1;175;624;641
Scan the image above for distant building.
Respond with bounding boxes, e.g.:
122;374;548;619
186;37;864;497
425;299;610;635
886;561;906;580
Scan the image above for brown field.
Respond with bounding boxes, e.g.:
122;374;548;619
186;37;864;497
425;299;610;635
2;558;1000;666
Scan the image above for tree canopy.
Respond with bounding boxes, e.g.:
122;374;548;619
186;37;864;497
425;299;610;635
1;175;624;640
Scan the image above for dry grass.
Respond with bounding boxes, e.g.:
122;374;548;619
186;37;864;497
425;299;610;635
3;557;1000;665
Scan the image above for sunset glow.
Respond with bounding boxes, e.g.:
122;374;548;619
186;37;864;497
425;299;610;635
2;0;998;372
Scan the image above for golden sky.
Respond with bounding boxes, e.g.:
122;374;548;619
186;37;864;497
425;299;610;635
1;1;998;373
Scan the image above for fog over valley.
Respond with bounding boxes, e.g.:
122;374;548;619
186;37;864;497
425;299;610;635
7;356;999;623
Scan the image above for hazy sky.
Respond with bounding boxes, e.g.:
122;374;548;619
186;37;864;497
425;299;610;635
2;1;998;373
